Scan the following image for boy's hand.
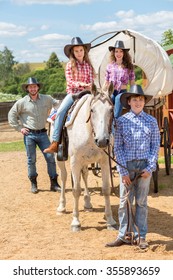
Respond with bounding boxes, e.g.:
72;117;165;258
122;175;132;186
141;170;151;178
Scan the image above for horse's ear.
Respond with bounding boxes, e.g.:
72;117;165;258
108;81;114;97
91;83;97;96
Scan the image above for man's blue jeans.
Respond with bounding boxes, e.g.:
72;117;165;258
24;131;57;178
117;159;152;241
52;94;74;142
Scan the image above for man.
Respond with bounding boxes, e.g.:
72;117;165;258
106;85;160;249
8;77;61;194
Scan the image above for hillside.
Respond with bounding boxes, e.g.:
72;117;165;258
29;62;46;71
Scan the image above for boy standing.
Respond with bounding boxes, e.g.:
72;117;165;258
106;85;160;249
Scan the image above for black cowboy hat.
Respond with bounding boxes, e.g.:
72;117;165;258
108;40;130;52
64;37;91;58
120;84;153;109
22;77;43;92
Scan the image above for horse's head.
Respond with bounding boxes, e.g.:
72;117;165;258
89;83;114;148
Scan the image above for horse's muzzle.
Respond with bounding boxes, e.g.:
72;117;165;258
94;138;110;148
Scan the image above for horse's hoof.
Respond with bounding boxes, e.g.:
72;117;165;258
56;208;66;215
84;207;93;212
71;225;81;232
107;224;118;230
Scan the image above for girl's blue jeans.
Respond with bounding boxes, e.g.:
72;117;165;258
52;94;74;142
111;89;127;119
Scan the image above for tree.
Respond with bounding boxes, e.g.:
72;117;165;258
13;63;31;76
46;52;62;69
161;29;173;46
0;47;17;82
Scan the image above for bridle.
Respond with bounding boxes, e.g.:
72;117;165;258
86;93;114;137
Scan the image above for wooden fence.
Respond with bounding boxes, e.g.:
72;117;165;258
0;101;16;122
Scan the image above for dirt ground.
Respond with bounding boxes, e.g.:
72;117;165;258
0;121;173;260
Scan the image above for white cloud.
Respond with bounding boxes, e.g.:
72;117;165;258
81;10;173;42
40;25;49;31
11;0;96;5
23;33;72;62
17;49;49;63
29;33;71;44
0;22;28;37
17;47;66;62
82;21;118;32
28;33;71;56
116;9;135;18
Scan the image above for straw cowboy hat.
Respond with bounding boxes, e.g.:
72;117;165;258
108;40;130;52
120;84;153;109
64;37;91;58
22;77;43;92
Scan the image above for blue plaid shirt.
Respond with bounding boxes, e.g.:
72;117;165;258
114;110;160;176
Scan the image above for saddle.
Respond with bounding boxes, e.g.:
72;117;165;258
56;90;91;161
56;125;68;161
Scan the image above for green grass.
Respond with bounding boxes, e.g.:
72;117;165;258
0;141;25;152
0;140;173;164
158;184;167;190
158;156;173;164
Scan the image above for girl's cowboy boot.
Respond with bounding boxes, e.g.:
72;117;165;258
43;141;59;153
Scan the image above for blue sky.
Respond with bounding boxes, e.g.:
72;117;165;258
0;0;173;63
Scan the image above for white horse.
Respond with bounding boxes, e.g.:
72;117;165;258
50;83;117;231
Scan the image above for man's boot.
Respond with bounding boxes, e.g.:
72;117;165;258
50;176;61;192
29;176;38;194
43;141;59;153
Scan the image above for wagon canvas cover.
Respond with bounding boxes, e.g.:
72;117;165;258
89;29;173;98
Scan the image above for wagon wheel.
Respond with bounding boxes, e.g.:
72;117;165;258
152;162;159;193
163;117;171;175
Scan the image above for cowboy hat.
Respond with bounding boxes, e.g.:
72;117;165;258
22;77;43;92
108;40;130;52
120;84;153;109
64;37;91;58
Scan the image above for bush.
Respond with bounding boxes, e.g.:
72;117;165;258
4;84;19;95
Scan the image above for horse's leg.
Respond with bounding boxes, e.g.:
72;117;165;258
70;158;82;232
100;161;117;230
56;160;67;214
81;165;93;211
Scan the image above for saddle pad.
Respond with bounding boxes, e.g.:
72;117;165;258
65;94;90;127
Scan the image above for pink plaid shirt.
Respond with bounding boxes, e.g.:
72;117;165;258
105;62;135;91
65;60;94;94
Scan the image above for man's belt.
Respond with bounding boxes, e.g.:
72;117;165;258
29;128;47;134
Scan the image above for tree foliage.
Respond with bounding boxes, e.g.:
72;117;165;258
0;51;66;96
46;52;62;69
13;63;31;76
0;47;17;83
161;29;173;46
